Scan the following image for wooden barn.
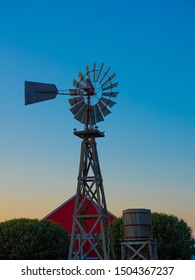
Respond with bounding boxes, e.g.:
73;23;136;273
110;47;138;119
43;195;117;258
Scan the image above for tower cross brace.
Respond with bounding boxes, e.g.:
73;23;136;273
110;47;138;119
68;129;115;260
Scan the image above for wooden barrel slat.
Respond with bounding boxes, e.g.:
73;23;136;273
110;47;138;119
123;209;152;240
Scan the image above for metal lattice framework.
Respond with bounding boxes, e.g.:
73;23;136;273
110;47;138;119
68;129;114;259
24;63;118;259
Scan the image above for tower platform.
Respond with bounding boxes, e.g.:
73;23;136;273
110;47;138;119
74;129;105;138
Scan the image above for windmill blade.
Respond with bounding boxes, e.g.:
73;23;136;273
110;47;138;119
78;71;89;87
97;100;111;117
74;103;87;122
99;67;111;83
80;111;87;124
96;63;104;82
68;96;84;106
86;79;94;89
86;65;91;80
70;89;84;96
94;104;104;123
73;79;86;89
25;81;58;105
70;100;85;115
102;91;119;98
100;97;116;108
93;62;96;82
90;105;96;125
102;82;118;91
101;73;116;87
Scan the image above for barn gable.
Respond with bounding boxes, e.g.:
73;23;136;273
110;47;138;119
43;194;117;233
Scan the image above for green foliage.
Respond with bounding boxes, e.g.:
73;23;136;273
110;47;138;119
152;213;195;260
110;217;123;259
110;213;195;260
0;218;70;260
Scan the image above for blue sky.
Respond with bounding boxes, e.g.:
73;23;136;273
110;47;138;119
0;0;195;234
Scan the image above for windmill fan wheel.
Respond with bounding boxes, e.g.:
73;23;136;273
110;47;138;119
68;63;119;126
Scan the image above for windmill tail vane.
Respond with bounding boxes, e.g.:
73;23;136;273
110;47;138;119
24;81;84;105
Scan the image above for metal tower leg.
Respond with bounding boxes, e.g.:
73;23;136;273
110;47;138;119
68;129;115;260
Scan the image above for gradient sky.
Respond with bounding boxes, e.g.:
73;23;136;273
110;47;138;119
0;0;195;234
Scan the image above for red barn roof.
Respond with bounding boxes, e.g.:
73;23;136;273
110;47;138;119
43;194;117;233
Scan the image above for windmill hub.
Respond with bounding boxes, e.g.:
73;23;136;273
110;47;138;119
83;87;95;96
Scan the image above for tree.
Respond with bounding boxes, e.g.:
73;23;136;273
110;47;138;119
110;217;123;259
0;218;70;260
152;213;195;260
110;213;195;260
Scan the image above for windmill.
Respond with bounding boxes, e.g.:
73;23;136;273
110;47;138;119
25;63;119;259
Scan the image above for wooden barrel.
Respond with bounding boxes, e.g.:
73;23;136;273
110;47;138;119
123;209;152;240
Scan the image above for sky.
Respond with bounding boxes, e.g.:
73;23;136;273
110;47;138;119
0;0;195;235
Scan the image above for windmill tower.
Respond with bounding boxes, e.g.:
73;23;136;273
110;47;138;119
24;63;119;260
